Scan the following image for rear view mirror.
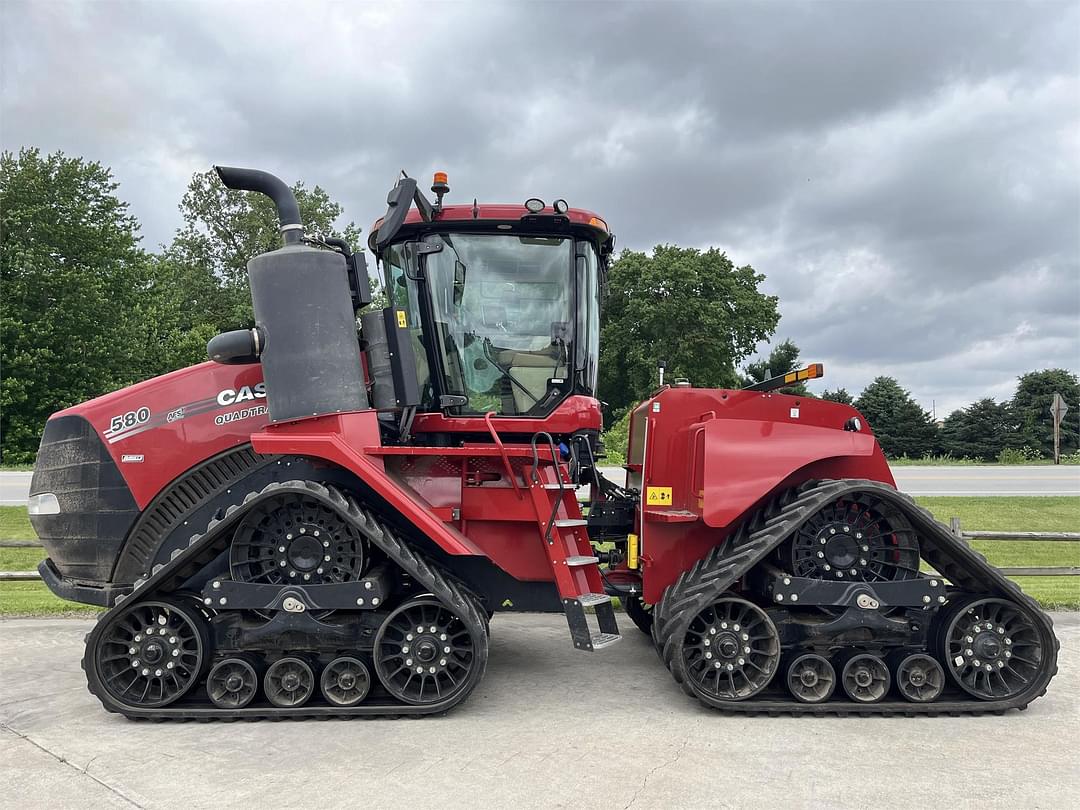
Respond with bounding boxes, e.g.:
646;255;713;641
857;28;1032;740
375;177;418;250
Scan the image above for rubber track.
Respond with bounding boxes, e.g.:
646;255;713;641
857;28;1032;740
81;480;489;720
653;479;1060;716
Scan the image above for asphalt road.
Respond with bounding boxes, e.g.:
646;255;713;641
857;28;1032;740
1;612;1078;810
593;465;1080;497
3;465;1079;507
0;472;32;506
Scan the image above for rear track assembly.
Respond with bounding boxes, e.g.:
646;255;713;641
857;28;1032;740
652;479;1059;715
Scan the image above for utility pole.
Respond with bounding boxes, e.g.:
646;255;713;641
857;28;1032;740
1049;393;1069;465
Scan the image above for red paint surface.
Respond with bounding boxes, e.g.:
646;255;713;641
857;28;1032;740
371;203;610;238
628;387;894;602
55;361;891;604
53;362;271;508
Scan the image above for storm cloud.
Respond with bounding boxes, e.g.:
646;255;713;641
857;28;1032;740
2;0;1077;414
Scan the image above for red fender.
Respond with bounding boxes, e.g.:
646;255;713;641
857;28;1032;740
700;418;894;528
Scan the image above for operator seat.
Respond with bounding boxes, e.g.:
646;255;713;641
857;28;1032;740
497;347;566;413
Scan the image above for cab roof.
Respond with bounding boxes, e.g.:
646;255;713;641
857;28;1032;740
368;203;614;254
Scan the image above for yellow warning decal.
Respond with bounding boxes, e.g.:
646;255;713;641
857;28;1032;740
646;486;673;506
396;310;408;329
627;533;639;569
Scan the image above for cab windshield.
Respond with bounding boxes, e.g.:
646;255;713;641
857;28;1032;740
424;234;572;415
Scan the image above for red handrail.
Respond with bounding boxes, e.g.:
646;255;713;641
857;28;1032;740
484;412;522;497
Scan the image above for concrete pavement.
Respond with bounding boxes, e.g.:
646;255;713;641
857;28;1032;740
2;612;1078;810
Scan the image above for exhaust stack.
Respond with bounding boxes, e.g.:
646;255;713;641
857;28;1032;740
206;166;368;421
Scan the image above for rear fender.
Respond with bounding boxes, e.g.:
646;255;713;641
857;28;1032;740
700;417;894;528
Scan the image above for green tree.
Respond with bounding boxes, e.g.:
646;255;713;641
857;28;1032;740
740;338;812;396
599;246;779;415
1010;369;1079;457
0;149;156;462
854;377;938;459
167;169;365;331
822;388;854;405
937;398;1018;461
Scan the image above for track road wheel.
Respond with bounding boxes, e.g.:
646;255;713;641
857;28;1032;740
893;653;944;703
841;653;890;703
93;598;207;709
624;594;654;636
679;597;780;703
940;596;1045;701
320;656;371;707
786;653;836;704
374;596;482;706
264;657;315;708
207;658;259;709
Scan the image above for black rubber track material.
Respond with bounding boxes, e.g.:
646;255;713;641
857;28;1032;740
653;479;1060;716
82;480;489;720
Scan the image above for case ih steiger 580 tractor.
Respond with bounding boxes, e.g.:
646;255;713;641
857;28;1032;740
30;167;1057;718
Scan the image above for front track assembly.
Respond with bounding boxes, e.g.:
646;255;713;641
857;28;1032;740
82;481;489;720
652;479;1059;715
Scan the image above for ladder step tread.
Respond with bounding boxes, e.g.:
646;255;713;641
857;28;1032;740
542;483;568;489
575;592;611;607
565;555;599;566
554;519;587;528
590;632;622;650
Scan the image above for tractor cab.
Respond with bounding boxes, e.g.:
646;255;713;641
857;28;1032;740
368;174;615;418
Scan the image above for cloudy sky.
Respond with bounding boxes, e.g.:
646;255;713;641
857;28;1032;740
3;0;1078;415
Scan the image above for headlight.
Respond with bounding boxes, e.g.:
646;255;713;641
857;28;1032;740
28;492;61;515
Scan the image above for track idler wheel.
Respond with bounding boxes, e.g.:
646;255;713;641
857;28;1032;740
840;653;890;703
207;658;259;709
939;595;1045;701
787;492;920;583
320;656;371;707
785;653;836;704
892;653;944;703
230;493;368;586
374;596;482;706
92;598;207;709
264;657;315;708
679;597;781;703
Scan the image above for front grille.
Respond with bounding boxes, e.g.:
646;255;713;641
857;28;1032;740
29;415;139;582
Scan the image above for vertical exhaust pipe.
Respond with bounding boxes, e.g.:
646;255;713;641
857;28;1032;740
214;166;304;245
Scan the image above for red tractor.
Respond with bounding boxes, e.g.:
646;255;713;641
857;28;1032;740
29;167;1057;717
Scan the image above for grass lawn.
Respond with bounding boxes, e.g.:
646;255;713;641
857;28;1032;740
0;582;100;616
916;496;1079;533
1;497;1077;615
0;505;34;540
915;496;1079;609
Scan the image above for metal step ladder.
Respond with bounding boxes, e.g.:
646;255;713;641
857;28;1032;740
526;440;620;652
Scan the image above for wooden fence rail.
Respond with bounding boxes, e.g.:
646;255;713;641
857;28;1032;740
2;518;1077;581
